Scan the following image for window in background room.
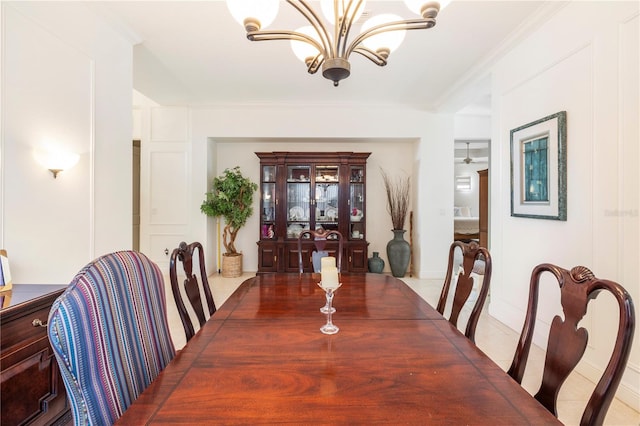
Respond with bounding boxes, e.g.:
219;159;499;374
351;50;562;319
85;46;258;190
455;176;472;192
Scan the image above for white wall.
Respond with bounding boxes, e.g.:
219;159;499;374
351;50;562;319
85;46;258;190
413;113;455;278
1;3;134;283
454;114;491;140
488;1;639;410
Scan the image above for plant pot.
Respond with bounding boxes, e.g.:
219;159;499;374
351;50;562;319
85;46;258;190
386;230;410;277
221;253;242;278
368;252;385;274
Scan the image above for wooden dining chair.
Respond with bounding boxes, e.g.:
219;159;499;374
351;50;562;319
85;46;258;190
48;251;176;425
436;240;492;343
507;264;635;426
170;241;216;342
297;229;343;274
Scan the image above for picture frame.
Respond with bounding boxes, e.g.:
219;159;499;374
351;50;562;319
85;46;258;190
1;249;12;293
510;111;567;220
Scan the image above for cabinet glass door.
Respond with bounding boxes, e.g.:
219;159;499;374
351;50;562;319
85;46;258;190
286;165;311;239
315;165;339;233
260;165;276;240
349;165;365;240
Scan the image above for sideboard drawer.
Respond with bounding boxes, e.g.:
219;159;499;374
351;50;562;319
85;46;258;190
1;302;52;353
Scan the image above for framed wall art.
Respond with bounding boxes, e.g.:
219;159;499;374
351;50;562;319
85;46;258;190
510;111;567;220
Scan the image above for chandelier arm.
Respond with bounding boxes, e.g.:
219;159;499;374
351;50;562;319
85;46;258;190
346;18;436;57
333;0;343;56
306;54;324;74
352;47;388;67
336;0;365;58
287;0;334;58
248;30;326;55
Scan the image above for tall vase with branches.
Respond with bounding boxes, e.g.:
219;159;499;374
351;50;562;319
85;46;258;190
381;168;411;277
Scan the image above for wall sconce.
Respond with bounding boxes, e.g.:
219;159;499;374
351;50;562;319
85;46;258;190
34;148;80;179
455;176;472;191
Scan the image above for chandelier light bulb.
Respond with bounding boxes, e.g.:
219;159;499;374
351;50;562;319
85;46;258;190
361;14;406;53
227;0;279;32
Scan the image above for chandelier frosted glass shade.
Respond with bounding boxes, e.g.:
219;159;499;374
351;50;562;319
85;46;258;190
226;0;447;86
361;14;406;53
226;0;279;32
290;26;321;62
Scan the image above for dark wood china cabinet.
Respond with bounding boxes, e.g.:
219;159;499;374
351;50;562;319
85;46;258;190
255;152;370;273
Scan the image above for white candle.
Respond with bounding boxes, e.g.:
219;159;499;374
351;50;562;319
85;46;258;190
321;256;336;271
321;266;339;290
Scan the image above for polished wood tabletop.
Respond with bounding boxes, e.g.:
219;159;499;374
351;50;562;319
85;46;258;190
117;273;560;425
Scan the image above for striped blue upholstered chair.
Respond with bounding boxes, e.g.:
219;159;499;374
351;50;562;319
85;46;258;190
48;251;176;425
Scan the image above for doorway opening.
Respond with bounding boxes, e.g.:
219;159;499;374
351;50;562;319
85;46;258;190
453;140;490;247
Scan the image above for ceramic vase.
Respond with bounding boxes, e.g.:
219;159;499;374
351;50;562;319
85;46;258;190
368;252;385;273
386;230;410;277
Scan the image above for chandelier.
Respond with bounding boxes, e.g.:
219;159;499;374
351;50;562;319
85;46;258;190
226;0;448;86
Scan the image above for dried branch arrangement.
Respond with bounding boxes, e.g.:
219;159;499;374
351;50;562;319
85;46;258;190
380;168;410;230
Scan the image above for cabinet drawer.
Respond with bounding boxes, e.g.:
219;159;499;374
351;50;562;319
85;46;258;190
257;242;278;272
1;303;51;354
348;246;368;272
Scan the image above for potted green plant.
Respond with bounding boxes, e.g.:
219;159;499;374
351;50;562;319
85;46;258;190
201;166;257;277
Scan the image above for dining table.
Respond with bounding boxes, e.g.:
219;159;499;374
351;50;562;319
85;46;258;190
117;273;560;425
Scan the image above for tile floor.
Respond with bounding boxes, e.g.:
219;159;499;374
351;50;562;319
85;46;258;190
164;272;640;426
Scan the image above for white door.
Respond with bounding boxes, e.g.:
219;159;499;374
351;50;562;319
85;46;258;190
139;107;191;270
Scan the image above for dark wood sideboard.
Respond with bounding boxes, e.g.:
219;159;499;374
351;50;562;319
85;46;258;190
1;285;71;426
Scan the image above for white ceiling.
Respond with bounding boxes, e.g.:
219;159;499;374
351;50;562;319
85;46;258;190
91;0;554;112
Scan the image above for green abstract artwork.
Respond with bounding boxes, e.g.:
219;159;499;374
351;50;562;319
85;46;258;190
523;136;548;202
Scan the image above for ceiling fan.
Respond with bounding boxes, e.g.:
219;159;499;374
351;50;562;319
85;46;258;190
463;142;473;164
455;140;490;164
